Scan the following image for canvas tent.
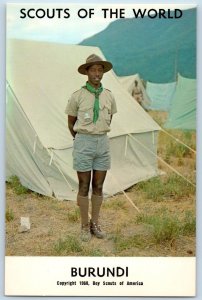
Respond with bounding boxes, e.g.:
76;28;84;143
164;74;196;130
146;81;176;111
118;74;151;109
6;39;160;201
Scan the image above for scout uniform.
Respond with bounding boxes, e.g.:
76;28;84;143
65;54;117;242
66;87;117;135
65;86;117;172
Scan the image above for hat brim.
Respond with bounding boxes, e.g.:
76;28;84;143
78;60;113;75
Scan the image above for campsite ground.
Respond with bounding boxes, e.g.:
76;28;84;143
5;112;196;257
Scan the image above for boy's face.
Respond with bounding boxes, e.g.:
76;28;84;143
86;64;104;88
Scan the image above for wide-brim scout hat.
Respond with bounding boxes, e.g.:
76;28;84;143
78;54;113;75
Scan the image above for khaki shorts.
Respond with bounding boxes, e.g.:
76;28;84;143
73;133;111;172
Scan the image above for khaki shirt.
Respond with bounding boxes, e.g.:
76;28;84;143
65;87;117;134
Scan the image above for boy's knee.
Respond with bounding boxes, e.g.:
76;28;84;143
92;183;103;195
79;183;89;196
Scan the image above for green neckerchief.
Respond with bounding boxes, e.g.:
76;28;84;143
85;82;103;123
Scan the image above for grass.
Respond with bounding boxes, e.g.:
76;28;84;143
136;209;196;244
112;234;148;253
180;211;196;236
54;236;106;256
136;213;179;243
7;176;30;195
183;131;196;151
149;111;167;127
6;207;14;222
156;126;196;166
83;248;106;256
103;198;128;210
165;141;191;160
134;173;195;201
67;207;80;222
54;235;83;255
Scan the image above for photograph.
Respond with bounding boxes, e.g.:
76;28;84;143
5;2;196;297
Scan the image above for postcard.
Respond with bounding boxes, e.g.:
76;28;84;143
5;3;196;296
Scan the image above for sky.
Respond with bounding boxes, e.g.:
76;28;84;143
7;3;196;44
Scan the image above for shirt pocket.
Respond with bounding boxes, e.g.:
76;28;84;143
78;105;93;125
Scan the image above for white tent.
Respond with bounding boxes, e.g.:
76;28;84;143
6;39;160;200
118;74;151;109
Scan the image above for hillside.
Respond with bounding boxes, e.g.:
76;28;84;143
80;8;196;83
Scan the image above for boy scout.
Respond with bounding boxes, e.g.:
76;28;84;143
65;54;117;241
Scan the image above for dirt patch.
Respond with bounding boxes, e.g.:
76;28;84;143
6;184;195;257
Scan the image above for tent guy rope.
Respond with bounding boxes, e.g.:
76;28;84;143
128;133;196;188
161;128;196;154
108;170;141;213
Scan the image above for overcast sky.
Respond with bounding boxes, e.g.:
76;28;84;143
7;3;196;44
